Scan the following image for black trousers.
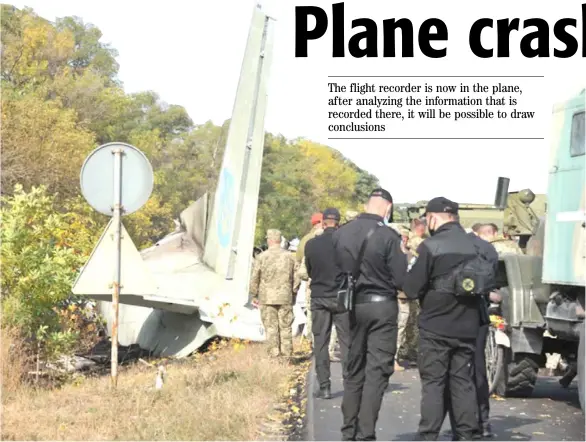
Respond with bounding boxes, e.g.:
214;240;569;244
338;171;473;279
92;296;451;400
341;300;398;441
447;323;490;431
311;297;350;389
418;328;479;441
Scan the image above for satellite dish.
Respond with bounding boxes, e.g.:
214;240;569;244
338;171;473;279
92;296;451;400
80;143;154;216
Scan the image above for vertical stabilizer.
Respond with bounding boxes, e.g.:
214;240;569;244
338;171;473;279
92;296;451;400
229;13;274;290
203;5;274;280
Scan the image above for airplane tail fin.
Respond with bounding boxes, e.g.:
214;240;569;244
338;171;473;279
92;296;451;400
202;5;274;288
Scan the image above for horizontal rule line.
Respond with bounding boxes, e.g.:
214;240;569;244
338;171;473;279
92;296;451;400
327;137;544;140
327;75;544;78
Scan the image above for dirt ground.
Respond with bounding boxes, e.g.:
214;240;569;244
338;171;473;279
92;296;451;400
1;337;311;441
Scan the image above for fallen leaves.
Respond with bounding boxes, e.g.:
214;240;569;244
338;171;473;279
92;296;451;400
257;340;311;440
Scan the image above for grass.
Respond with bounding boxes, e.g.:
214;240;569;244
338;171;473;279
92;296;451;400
1;336;310;441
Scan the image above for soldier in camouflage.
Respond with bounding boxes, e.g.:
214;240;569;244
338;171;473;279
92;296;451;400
477;223;524;255
250;229;300;358
397;218;427;363
296;213;324;345
395;227;412;371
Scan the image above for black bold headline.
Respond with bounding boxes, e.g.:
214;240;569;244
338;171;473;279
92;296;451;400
295;2;586;58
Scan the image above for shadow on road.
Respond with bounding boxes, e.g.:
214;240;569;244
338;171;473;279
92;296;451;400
391;415;541;441
528;377;581;410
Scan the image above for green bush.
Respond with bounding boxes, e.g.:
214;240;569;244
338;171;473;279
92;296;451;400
1;185;85;359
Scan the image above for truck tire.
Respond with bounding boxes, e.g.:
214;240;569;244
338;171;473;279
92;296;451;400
505;353;540;397
486;328;507;396
578;322;584;412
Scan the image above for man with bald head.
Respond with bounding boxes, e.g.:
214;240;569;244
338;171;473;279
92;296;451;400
333;188;407;441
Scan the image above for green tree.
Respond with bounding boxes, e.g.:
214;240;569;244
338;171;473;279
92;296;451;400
1;186;85;356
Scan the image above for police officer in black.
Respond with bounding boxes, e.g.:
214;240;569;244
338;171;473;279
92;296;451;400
305;208;350;399
403;197;483;441
333;188;407;441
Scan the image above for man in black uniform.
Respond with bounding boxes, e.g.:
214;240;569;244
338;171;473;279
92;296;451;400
403;197;484;441
305;207;350;399
333;188;407;441
447;221;499;439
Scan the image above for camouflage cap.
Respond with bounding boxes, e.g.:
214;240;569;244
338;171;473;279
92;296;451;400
345;210;359;221
266;229;281;242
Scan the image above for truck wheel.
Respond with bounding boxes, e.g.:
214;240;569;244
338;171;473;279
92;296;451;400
506;353;540;396
578;322;584;412
486;328;506;396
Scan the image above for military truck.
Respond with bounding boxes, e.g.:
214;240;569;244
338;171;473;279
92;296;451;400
486;90;585;410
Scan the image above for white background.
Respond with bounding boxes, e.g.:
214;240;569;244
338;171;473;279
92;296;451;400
10;0;585;203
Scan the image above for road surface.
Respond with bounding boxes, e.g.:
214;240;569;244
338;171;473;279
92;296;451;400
306;362;584;441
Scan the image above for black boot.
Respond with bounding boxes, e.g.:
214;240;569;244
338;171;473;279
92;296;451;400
315;385;332;399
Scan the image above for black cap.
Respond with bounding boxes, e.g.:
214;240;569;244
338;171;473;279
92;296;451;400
369;188;393;203
424;197;459;215
322;208;341;221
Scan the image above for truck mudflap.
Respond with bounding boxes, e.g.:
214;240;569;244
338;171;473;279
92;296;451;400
494;329;511;347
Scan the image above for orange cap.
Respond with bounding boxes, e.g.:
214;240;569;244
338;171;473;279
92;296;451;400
311;213;323;225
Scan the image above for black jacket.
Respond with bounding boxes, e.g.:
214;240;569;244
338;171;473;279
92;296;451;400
305;227;345;298
403;222;488;339
332;213;407;298
468;232;499;275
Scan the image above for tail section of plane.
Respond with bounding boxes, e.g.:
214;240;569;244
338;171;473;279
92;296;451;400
203;5;274;291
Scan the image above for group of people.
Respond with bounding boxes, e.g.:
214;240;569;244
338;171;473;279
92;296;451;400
249;187;524;441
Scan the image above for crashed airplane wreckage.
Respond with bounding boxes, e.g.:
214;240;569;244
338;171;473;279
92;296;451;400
72;5;307;357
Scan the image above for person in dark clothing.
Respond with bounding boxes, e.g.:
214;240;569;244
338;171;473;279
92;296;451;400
305;207;349;399
445;225;499;439
403;197;485;441
332;188;408;441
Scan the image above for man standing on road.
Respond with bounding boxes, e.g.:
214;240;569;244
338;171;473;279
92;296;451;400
447;221;499;438
329;210;361;362
297;213;323;263
333;188;407;441
398;218;428;365
296;213;324;345
250;229;299;358
305;208;350;399
404;197;485;441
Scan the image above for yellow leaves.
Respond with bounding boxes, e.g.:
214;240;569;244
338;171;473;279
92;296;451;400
233;340;245;352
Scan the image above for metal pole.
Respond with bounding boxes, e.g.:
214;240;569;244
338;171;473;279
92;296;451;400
111;147;123;388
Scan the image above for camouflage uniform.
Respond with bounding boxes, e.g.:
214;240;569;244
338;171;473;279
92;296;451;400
250;229;300;357
489;236;524;255
296;227;323;344
397;233;426;361
296;226;322;263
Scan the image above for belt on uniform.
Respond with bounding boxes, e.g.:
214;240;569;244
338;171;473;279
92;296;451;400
354;294;395;304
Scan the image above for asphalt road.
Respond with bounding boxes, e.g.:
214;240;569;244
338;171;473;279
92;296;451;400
306;363;584;441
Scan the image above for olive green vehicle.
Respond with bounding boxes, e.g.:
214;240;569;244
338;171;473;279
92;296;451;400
405;182;547;241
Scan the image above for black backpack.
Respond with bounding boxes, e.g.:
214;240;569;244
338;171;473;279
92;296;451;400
434;240;497;296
